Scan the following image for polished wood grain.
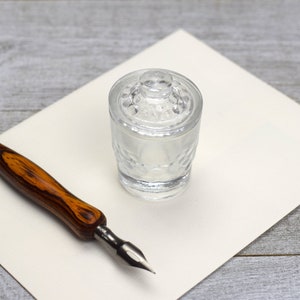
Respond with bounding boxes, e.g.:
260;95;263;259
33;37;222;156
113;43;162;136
0;143;107;240
0;0;299;299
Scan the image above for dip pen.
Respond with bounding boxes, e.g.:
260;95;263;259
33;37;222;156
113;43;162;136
0;143;155;274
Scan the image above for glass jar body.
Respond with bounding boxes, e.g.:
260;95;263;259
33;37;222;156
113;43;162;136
110;120;200;200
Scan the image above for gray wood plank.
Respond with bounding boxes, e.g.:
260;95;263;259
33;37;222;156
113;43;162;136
239;206;300;256
2;256;300;300
0;111;38;133
0;0;300;299
0;266;33;300
182;256;300;300
0;1;299;110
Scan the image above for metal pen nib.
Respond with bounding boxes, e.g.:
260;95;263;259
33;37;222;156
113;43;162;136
94;225;155;274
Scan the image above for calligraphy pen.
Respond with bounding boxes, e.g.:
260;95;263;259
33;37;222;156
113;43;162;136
0;143;155;274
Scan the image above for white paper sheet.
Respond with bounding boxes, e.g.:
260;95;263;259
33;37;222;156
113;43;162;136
1;30;300;299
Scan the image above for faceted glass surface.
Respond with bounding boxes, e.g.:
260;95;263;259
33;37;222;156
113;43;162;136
109;69;203;200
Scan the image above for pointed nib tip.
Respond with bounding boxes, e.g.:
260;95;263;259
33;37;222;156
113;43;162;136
149;269;156;275
140;260;156;274
95;226;156;274
117;242;156;274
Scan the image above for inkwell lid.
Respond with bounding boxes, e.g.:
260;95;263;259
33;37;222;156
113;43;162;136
109;69;203;137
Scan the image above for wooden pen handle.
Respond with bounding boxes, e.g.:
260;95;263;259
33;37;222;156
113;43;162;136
0;143;107;240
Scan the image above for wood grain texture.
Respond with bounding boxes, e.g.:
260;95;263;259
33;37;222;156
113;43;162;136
0;0;299;299
183;256;300;300
0;143;107;239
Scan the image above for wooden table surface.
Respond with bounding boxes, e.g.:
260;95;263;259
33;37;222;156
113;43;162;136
0;1;299;299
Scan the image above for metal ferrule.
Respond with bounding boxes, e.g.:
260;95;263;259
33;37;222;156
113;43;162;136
94;225;124;250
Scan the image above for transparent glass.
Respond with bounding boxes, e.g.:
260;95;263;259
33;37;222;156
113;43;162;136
109;69;203;200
